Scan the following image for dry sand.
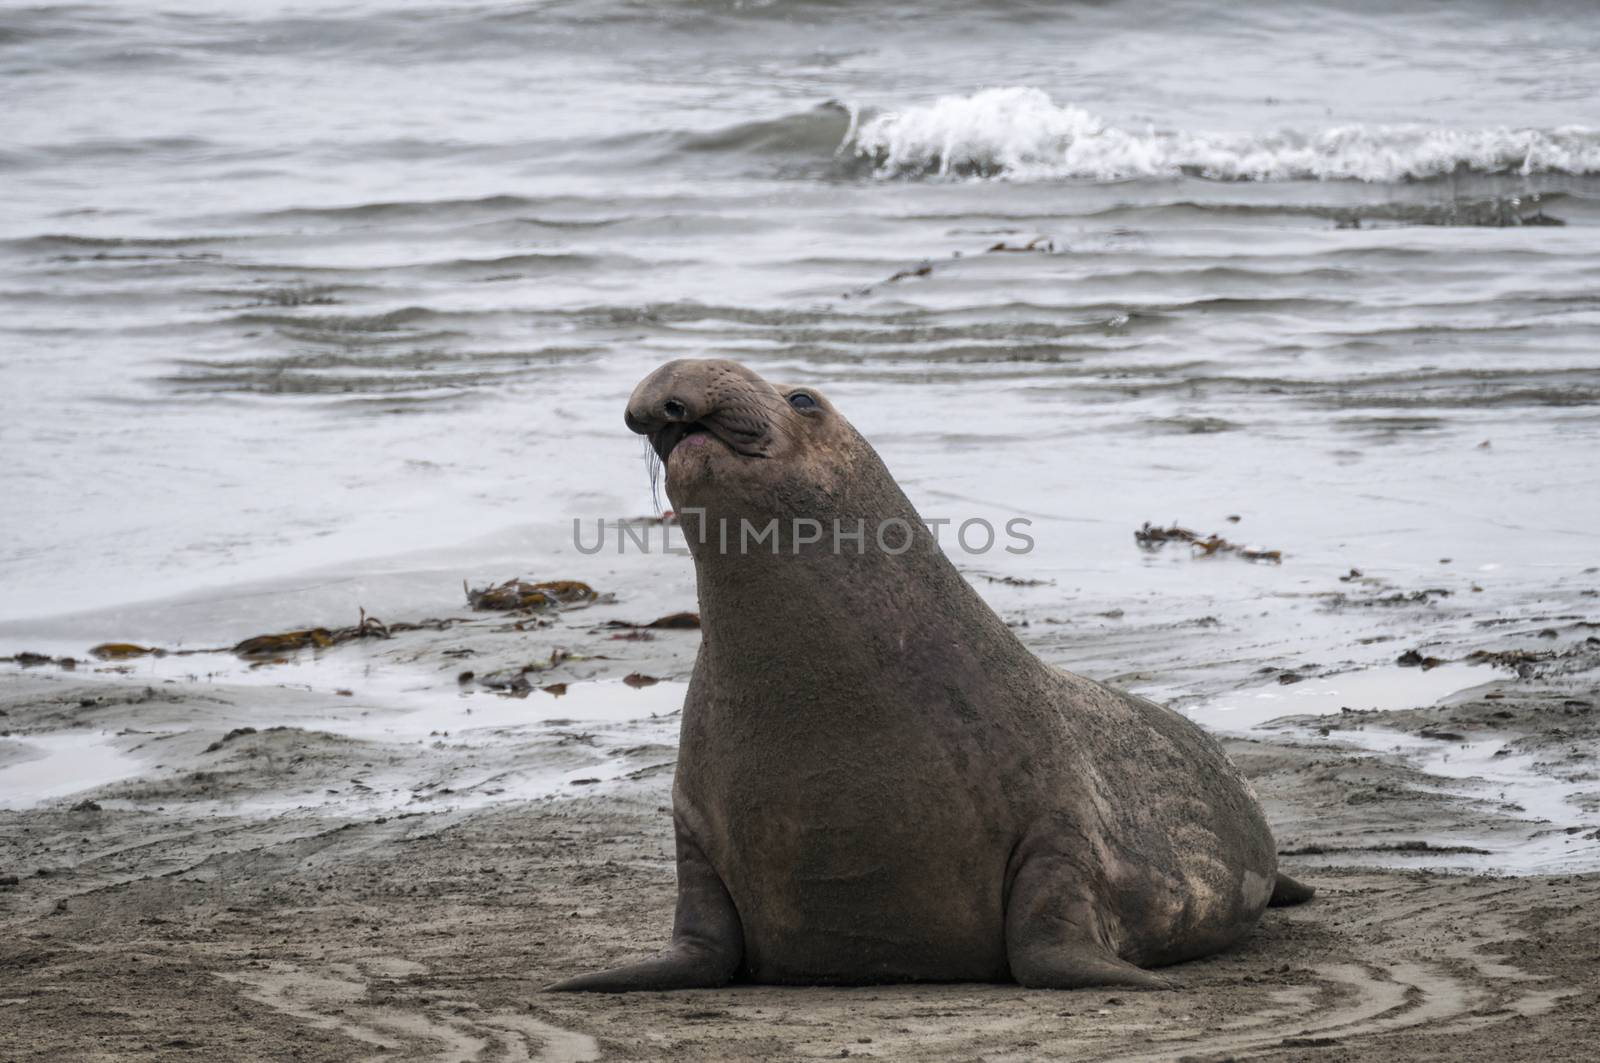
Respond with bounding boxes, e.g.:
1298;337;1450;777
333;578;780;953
2;580;1598;1062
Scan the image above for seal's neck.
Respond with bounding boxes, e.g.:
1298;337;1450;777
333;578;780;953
681;464;1034;693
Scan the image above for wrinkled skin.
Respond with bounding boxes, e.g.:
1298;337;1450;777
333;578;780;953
550;359;1311;992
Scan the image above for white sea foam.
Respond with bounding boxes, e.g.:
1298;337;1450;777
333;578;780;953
849;87;1600;182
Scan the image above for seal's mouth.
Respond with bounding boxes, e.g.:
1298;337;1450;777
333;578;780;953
651;422;706;463
651;417;769;463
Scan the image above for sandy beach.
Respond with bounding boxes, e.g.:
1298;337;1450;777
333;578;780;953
3;559;1597;1062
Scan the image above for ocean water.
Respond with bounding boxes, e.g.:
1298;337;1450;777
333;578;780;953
3;0;1599;640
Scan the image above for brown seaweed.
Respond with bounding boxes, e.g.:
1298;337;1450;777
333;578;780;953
973;574;1051;587
476;649;581;696
232;608;450;659
844;231;1061;299
233;629;337;657
465;578;598;612
64;609;464;667
984;235;1054;253
1134;522;1283;564
602;612;701;631
88;643;165;661
886;262;933;282
4;651;82;669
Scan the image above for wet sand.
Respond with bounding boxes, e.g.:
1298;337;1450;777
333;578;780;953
3;575;1599;1061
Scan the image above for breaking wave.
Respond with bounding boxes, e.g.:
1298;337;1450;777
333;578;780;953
677;101;855;157
847;88;1600;182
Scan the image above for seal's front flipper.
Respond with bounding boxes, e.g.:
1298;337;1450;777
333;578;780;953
547;830;743;992
1269;871;1315;907
545;941;733;992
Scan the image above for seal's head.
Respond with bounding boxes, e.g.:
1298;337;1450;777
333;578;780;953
625;359;862;518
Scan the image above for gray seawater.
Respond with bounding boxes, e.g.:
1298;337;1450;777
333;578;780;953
3;0;1599;636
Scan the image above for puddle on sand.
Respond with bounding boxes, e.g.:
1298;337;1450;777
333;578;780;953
308;679;688;811
307;678;688;740
0;663;689;810
0;732;146;806
216;680;691;818
11;642;690;734
1184;662;1487;732
1294;728;1600;873
1179;661;1600;873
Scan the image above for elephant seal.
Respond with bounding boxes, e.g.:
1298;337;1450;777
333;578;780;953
550;359;1311;992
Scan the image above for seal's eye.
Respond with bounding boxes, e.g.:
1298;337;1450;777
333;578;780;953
788;393;817;410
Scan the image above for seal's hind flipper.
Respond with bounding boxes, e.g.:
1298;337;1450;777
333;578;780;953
1269;871;1316;907
1005;854;1174;990
1010;948;1175;991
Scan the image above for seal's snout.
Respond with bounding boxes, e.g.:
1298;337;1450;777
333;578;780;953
625;363;699;435
624;377;701;462
626;391;704;463
625;397;694;461
625;395;693;435
626;359;777;463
